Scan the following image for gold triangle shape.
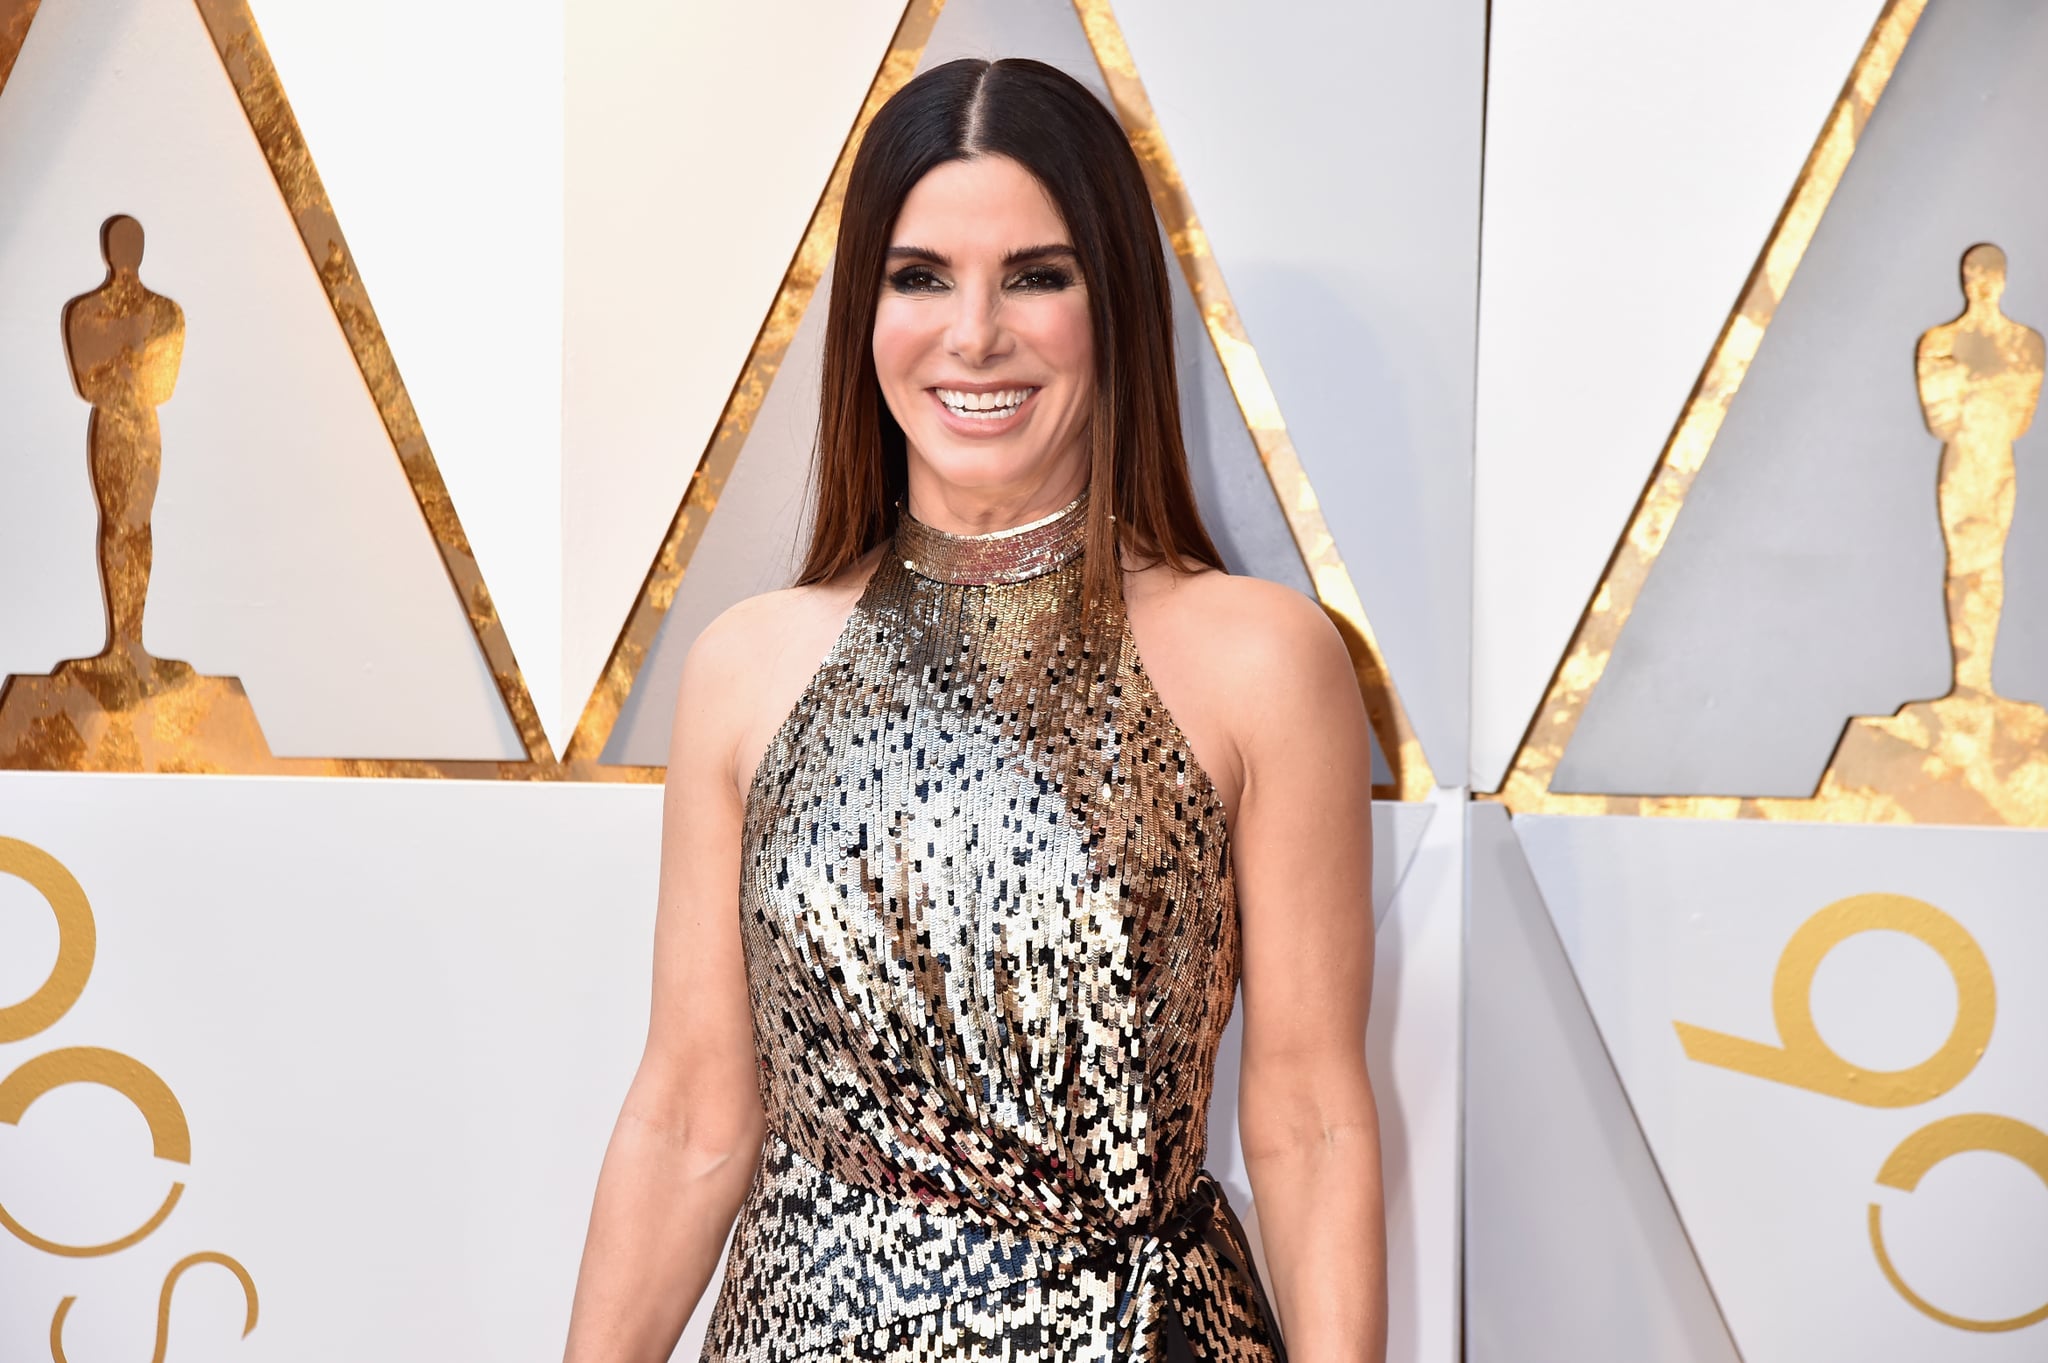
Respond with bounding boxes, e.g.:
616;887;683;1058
1490;0;1953;823
0;0;36;90
0;0;555;777
563;0;1433;800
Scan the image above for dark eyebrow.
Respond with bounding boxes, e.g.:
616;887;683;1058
884;244;1078;267
1000;244;1078;266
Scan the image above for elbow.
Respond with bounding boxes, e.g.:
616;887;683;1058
615;1066;768;1187
1235;1055;1380;1170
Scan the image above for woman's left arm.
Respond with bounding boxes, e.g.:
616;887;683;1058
1228;585;1385;1361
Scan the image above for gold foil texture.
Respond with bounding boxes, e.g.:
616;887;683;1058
0;215;276;773
1812;243;2048;824
0;0;38;91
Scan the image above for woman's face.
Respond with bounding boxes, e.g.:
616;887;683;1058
873;154;1095;519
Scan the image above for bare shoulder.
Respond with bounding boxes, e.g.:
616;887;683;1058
1122;564;1359;812
1124;565;1352;699
684;572;866;677
672;551;882;794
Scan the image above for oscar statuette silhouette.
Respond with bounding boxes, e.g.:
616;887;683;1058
0;215;271;771
1816;243;2048;822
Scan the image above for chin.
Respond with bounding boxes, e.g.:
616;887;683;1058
910;441;1072;494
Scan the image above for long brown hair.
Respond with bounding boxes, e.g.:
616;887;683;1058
797;57;1223;608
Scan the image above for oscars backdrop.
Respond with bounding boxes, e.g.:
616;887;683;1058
0;0;1471;1359
7;1;2043;1361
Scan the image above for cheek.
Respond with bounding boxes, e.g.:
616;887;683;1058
870;301;930;393
1025;296;1095;391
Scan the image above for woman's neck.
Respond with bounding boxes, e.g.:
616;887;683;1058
900;460;1090;538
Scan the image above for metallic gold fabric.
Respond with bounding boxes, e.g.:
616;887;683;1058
703;493;1285;1361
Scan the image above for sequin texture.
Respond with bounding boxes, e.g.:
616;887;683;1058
702;491;1285;1361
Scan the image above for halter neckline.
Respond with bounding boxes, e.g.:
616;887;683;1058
894;489;1090;586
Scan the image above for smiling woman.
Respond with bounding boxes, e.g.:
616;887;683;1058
874;163;1095;482
802;57;1224;615
565;57;1385;1363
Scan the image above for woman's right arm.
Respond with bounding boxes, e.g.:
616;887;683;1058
563;613;768;1363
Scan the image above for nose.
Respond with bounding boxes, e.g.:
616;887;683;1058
942;283;1009;367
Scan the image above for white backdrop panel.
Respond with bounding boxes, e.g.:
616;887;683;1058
0;774;658;1363
1471;0;1887;789
1520;814;2048;1363
1369;790;1462;1363
561;0;908;744
253;0;567;740
1555;0;2048;796
0;0;519;760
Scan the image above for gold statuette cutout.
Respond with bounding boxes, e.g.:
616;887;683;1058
0;216;273;771
0;0;555;778
567;0;1433;798
1813;243;2048;824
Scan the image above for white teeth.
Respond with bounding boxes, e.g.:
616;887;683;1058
935;387;1033;419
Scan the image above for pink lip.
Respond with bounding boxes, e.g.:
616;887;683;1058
927;385;1039;438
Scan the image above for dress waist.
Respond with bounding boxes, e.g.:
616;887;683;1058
701;1132;1287;1361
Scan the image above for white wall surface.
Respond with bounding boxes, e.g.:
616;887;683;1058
1471;0;1887;789
254;0;567;744
1465;804;1741;1363
1203;795;1461;1363
1363;793;1463;1363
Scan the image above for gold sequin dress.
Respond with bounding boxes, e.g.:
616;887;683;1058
701;491;1286;1361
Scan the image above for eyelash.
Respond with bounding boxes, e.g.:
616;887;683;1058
886;265;1076;295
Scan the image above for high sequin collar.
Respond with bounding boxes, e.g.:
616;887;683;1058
895;490;1090;586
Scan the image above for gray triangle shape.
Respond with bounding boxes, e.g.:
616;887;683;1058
1465;803;1744;1363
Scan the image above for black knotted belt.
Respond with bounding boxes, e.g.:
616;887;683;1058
1091;1171;1289;1360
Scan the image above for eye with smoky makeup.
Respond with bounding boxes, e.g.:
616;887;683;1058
882;263;1080;296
